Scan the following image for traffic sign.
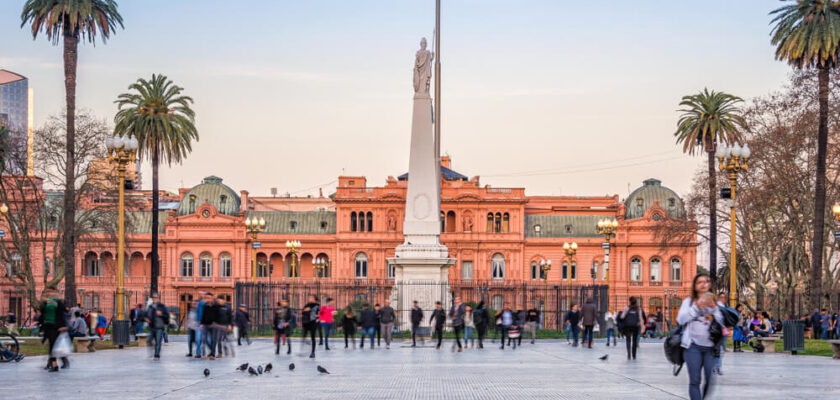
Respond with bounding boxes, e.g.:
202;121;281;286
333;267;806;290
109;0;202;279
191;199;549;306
252;241;261;249
0;230;5;238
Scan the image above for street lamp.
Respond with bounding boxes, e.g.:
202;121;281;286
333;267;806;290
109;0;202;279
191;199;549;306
563;242;577;285
596;218;618;285
832;203;840;223
716;143;751;308
539;259;552;285
106;134;138;347
286;240;301;306
313;256;330;299
244;216;265;283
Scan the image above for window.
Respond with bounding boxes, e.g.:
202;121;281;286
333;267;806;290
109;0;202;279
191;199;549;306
290;220;298;231
189;194;196;214
592;261;599;281
565;224;573;234
220;253;232;277
494;213;502;233
7;253;21;277
320;221;328;230
630;257;641;281
461;261;473;279
445;211;456;233
199;253;212;277
668;198;676;208
636;198;644;207
387;262;395;278
440;211;446;233
531;262;539;280
350;212;357;232
486;213;494;232
44;258;52;276
571;262;577;280
220;194;227;208
257;261;268;278
491;294;504;311
533;224;541;235
650;257;661;282
355;253;368;278
491;253;505;279
502;213;510;233
359;211;366;232
86;256;100;277
670;258;682;281
180;253;194;277
562;262;568;280
366;212;373;232
285;258;300;277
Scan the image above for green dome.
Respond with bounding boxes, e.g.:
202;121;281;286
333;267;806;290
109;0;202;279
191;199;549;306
624;178;684;220
177;176;240;216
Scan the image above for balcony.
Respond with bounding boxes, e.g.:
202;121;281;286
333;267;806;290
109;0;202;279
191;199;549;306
650;281;662;287
630;281;643;287
669;281;682;287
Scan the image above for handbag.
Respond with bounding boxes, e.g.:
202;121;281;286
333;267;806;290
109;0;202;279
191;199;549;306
52;332;72;358
663;325;685;376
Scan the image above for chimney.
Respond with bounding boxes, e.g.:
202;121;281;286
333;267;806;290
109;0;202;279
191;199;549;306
440;155;451;169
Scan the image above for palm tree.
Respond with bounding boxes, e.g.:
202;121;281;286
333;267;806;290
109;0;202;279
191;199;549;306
771;0;840;310
114;74;198;294
674;89;745;284
21;0;123;306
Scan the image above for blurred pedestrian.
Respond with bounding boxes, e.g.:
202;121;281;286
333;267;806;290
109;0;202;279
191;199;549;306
410;300;423;347
619;297;644;360
341;305;357;348
449;296;466;352
145;293;169;361
360;303;377;349
234;304;251;346
430;301;446;350
39;288;68;372
301;295;320;358
564;304;581;347
474;301;489;349
319;298;336;350
582;298;597;348
677;274;723;400
464;304;475;349
380;299;396;349
525;306;539;344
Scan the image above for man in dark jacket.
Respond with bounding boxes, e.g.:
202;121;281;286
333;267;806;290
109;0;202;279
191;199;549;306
359;303;377;349
526;307;540;344
234;304;250;346
145;293;170;360
39;288;68;371
379;300;396;349
273;299;294;355
129;304;145;341
565;304;581;347
212;295;233;358
200;294;217;359
474;301;490;349
410;300;423;347
430;301;446;349
581;298;597;348
811;310;823;340
301;295;320;358
449;296;466;352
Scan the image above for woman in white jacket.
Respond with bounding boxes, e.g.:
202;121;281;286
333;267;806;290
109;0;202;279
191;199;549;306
677;273;723;400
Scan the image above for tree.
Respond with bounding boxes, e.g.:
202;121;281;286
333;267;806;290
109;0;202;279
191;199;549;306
21;0;124;307
674;89;745;283
114;74;198;294
771;0;840;310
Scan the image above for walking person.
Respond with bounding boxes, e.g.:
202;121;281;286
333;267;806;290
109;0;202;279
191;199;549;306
39;288;69;372
234;304;251;346
373;303;382;347
464;305;475;349
449;296;466;352
130;304;145;341
301;295;320;358
199;293;217;359
273;299;294;355
581;298;597;348
214;296;234;358
185;302;198;357
430;301;446;350
410;300;423;347
525;306;539;344
474;301;489;349
564;304;581;347
145;293;170;361
379;299;396;349
677;273;724;400
810;309;822;340
359;303;377;349
604;309;617;346
341;305;357;348
713;293;728;375
619;297;644;360
498;305;516;350
319;298;336;350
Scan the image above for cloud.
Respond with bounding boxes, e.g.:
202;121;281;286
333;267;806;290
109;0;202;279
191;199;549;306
206;64;339;83
0;56;61;70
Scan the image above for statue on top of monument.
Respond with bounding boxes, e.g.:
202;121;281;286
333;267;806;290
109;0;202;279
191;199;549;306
413;37;434;95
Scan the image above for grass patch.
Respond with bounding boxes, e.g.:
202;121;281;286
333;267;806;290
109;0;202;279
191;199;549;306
725;338;834;357
16;338;140;357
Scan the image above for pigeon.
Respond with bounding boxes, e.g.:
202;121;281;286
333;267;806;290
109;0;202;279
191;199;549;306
317;365;330;374
599;354;608;361
203;368;210;377
248;366;259;376
264;363;273;373
257;365;263;375
288;363;295;371
237;363;249;371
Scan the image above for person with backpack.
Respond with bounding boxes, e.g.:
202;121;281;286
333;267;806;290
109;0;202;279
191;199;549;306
473;301;489;349
39;288;69;372
619;297;644;359
677;273;724;400
581;298;597;348
341;305;357;348
410;300;423;347
273;299;294;355
301;295;320;358
430;301;447;349
96;312;107;340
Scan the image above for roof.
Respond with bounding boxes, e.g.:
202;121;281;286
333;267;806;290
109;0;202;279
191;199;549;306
177;176;240;216
245;210;336;234
524;214;603;238
624;178;685;219
398;165;468;181
76;210;169;234
0;70;26;85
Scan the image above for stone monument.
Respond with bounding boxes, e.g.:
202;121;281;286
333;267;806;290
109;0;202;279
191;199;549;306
387;38;456;331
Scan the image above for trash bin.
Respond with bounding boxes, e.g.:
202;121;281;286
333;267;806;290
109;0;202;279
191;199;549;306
782;320;805;354
112;319;131;347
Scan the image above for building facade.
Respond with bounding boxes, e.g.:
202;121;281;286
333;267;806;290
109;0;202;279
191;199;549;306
0;69;34;175
1;157;696;323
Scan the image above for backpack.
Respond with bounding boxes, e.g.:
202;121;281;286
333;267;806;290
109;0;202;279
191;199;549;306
719;306;740;328
664;325;685;376
623;309;640;330
309;305;320;324
753;341;765;353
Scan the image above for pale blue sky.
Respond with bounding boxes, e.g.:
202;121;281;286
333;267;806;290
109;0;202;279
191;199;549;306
1;0;790;198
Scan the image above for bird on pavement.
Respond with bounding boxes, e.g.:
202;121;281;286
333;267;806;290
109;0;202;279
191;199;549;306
203;368;210;377
258;365;263;374
289;363;295;371
237;363;249;371
317;365;330;374
599;354;608;361
248;366;259;376
264;363;273;373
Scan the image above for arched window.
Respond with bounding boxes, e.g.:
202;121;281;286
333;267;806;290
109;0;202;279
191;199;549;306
7;253;21;277
180;253;194;277
199;253;212;277
571;262;577;280
189;194;196;214
355;253;368;278
359;211;366;232
491;253;505;279
85;252;99;276
670;258;682;281
562;262;569;280
592;261;599;281
350;212;357;232
530;262;539;280
440;211;446;233
366;212;373;232
486;213;494;232
44;257;52;276
494;212;502;233
290;221;298;231
502;213;510;233
220;253;232;277
446;211;456;233
491;294;504;311
630;257;642;281
650;257;661;282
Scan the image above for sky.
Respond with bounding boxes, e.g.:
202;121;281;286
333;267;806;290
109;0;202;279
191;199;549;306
0;0;792;199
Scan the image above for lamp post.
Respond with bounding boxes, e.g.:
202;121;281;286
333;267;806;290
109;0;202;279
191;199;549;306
313;256;329;299
106;134;138;347
244;216;265;283
716;143;751;308
563;242;577;285
539;258;552;314
596;218;618;286
832;203;840;223
286;240;301;307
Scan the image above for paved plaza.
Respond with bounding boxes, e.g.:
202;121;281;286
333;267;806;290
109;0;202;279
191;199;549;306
0;337;838;399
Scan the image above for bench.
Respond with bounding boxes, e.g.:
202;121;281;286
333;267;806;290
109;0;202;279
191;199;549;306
756;337;779;353
135;333;149;347
828;340;840;360
73;336;97;353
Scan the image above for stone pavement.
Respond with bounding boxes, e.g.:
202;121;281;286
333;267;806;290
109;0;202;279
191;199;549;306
0;336;838;399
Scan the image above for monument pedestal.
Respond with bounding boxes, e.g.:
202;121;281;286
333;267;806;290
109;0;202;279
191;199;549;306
387;253;455;331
